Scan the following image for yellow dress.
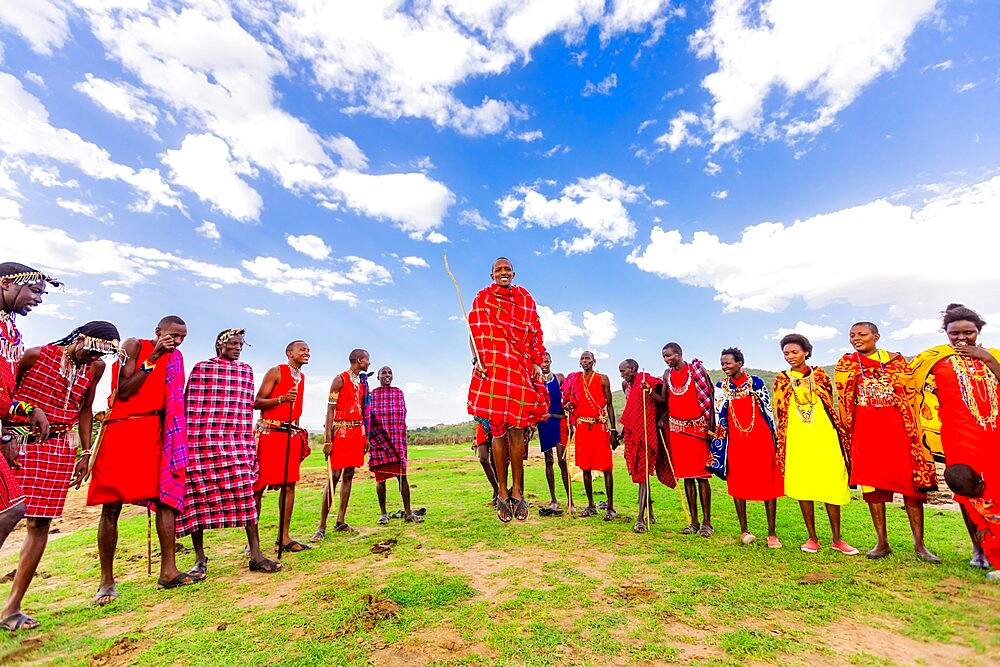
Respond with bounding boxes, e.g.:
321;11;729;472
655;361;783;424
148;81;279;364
783;370;851;505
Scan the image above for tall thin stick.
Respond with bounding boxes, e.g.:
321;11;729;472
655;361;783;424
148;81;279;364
640;371;652;525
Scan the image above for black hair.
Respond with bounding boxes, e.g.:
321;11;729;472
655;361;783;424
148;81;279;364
941;304;986;332
349;348;369;363
779;333;813;359
720;347;744;364
851;321;879;334
285;340;306;354
662;342;682;355
51;321;120;346
621;358;639;371
157;315;186;328
944;463;983;497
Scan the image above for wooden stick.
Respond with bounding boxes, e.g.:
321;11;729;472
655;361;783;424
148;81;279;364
146;508;152;576
657;428;691;525
640;371;652;526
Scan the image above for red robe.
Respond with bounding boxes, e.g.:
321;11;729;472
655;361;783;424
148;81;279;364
330;371;365;471
665;364;711;480
565;371;612;473
254;365;306;491
722;374;783;501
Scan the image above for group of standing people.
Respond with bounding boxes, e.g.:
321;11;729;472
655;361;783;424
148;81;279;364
466;258;999;584
0;262;419;632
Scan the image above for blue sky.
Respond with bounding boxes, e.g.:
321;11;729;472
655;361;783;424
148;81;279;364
2;1;998;429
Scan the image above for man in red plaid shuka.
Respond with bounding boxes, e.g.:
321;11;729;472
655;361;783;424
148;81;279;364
367;366;423;525
618;358;677;534
177;330;281;581
467;257;548;524
1;321;114;632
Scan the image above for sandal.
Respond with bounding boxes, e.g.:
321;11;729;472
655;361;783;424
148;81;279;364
1;612;40;631
310;529;326;543
332;523;357;534
603;510;618;521
377;515;390;525
188;558;208;582
94;585;118;606
496;497;514;523
633;520;648;534
513;498;529;521
276;540;312;552
249;558;283;573
680;522;700;535
156;573;195;590
579;506;598;518
388;510;406;519
404;513;425;523
697;523;715;537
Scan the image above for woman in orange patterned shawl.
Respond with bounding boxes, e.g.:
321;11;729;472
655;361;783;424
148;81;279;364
835;322;939;562
910;304;1000;569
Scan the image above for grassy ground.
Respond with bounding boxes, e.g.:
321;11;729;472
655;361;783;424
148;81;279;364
1;443;997;666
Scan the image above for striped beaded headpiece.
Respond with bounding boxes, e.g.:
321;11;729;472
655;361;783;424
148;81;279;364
0;270;63;288
216;328;249;346
51;321;125;362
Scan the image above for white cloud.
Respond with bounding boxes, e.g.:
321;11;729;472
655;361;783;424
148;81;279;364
922;59;953;73
498;173;644;254
343;255;392;285
162;133;263;222
654;110;701;151
542;144;570;158
888;317;939;341
583;310;617;345
582;72;618;96
23;71;45;88
327;170;455;239
773;321;838;342
637;119;656;134
401;256;429;268
0;72;181;213
704;161;722;176
195;220;221;242
956;82;976;93
569;346;610;361
286;233;332;261
538;305;586;345
509;129;544;142
31;303;72;320
459;209;492;230
0;0;72;55
110;292;131;304
25;164;77;188
677;0;937;148
628;175;1000;315
273;1;675;135
378;307;422;326
323;134;368;170
74;73;159;132
711;189;729;200
425;231;450;244
244;307;269;316
56;198;111;222
240;256;358;305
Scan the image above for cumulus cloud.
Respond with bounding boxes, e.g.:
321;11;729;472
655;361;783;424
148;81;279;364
273;1;676;135
401;256;429;268
0;0;73;55
163;134;263;222
326;170;455;240
244;307;269;316
583;310;618;346
773;321;838;342
56;198;111;222
509;130;544;142
665;0;937;149
74;73;159;132
286;233;331;261
195;220;221;242
378;307;422;327
627;175;1000;316
498;173;644;254
538;305;586;345
711;190;728;200
569;346;610;361
109;292;131;304
582;72;618;96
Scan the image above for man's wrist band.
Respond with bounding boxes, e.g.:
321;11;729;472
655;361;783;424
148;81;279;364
12;400;34;417
139;360;155;374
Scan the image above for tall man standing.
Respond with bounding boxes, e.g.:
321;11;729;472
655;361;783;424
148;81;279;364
467;257;548;523
253;340;310;553
314;349;370;537
367;366;422;525
87;315;191;602
538;352;569;516
660;342;716;537
0;263;61;549
1;321;115;631
177;329;281;579
562;351;617;520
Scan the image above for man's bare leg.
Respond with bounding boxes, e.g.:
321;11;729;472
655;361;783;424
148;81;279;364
376;480;389;522
635;482;649;532
682;479;699;532
544;449;558;508
0;502;26;550
582;470;597;514
603;469;616;519
1;516;50;628
188;529;207;579
508;428;526;500
477;443;499;506
697;479;713;535
906;501;940;563
278;483;296;545
155;503;186;583
961;505;989;568
96;502;122;604
335;468;355;528
492;434;510;503
314;473;339;538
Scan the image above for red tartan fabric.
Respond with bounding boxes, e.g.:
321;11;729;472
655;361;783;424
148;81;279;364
373;461;406;483
367;385;407;470
467;284;549;428
621;373;674;485
9;345;96;517
176;357;258;537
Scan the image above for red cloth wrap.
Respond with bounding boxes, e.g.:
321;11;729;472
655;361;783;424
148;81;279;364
254;365;306;491
723;376;783;501
331;371;366;471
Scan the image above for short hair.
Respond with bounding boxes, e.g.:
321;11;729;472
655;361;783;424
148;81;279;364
942;303;986;332
349;348;369;363
157;315;186;329
779;333;813;359
620;358;639;371
720;347;744;364
944;463;982;497
285;340;306;354
493;256;511;267
851;321;879;334
543;351;552;360
662;342;682;355
378;365;392;374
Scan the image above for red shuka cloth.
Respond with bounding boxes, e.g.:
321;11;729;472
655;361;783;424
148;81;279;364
621;373;675;486
330;370;365;471
255;364;306;491
723;375;783;501
666;364;711;479
466;284;548;429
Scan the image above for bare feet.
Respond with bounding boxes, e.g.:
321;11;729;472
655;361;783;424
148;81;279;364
914;546;941;564
866;545;893;559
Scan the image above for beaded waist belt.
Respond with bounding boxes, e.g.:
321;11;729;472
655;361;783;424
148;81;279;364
255;418;297;434
577;416;608;431
668;416;708;438
2;424;75;440
333;420;364;429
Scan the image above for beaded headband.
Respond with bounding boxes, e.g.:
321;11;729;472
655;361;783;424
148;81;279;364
0;270;63;288
79;335;124;359
216;328;249;346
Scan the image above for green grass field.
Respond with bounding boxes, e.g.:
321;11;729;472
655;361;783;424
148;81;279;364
1;443;997;666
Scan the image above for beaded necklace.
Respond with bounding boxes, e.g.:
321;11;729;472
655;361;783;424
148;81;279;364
787;369;816;424
667;363;692;396
854;350;895;408
724;373;756;434
949;355;999;429
0;311;23;364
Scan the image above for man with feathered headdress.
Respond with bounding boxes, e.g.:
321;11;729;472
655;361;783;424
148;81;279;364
0;262;62;553
1;321;117;631
176;329;281;579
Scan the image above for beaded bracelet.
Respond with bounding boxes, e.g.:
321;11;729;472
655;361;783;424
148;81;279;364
139;360;155;374
11;400;34;417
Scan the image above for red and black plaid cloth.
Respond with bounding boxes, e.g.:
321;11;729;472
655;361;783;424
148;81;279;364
621;372;676;487
367;385;407;471
9;345;96;517
467;284;548;429
176;357;258;537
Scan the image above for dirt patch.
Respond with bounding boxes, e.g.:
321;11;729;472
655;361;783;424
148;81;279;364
232;575;302;611
370;539;398;556
332;593;400;638
424;547;509;598
617;583;658;602
797;572;838;585
0;636;45;664
369;625;493;667
91;637;148;666
821;618;989;666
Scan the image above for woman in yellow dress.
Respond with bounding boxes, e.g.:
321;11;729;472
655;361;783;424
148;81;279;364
773;334;858;555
